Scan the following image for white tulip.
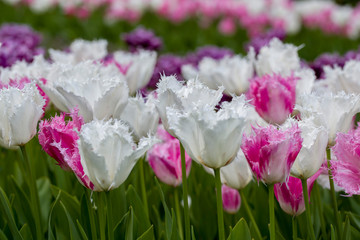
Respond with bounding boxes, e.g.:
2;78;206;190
0;83;45;147
294;68;316;102
181;50;254;96
255;38;301;76
167;95;249;169
118;93;159;142
323;60;360;94
155;75;223;136
296;91;360;145
283;117;328;179
78;119;157;191
113;50;157;95
220;149;253;189
40;61;128;122
49;39;108;64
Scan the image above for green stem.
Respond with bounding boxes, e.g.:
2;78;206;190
180;143;190;240
174;188;184;240
106;191;114;240
97;192;106;240
239;190;262;240
86;190;97;240
301;179;316;240
269;184;275;240
139;155;149;219
214;168;225;240
327;148;342;239
292;217;297;240
313;182;327;240
20;145;43;239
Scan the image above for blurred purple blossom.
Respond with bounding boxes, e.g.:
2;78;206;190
122;27;163;52
0;23;44;67
185;45;234;67
245;29;286;54
149;54;185;88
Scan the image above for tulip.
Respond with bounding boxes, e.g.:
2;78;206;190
49;39;108;64
274;174;319;216
255;38;301;77
241;124;302;184
0;82;45;148
220;149;252;190
248;73;297;125
332;128;360;195
181;51;254;96
222;185;241;214
167;95;249;169
283;117;328;179
323;60;360;94
112;50;157;95
294;68;316;102
156;76;225;239
296;91;360;145
118;93;159;142
78;119;157;191
242;124;302;240
156;75;223;136
148;126;191;187
38;108;93;189
40;61;128;122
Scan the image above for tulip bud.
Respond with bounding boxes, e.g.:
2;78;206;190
248;73;297;125
274;174;319;216
222;185;241;214
148;126;191;187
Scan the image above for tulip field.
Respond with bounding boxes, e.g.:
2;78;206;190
3;0;360;240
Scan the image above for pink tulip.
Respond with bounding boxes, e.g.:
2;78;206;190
248;73;297;125
222;185;241;214
332;128;360;195
241;124;302;184
274;173;320;216
38;108;93;189
148;125;191;187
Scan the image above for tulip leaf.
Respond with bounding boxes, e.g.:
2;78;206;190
19;224;32;240
79;194;90;236
342;216;351;240
76;220;89;240
50;185;80;220
137;225;154;240
8;176;35;237
125;207;134;240
151;205;164;239
191;225;196;240
114;211;129;239
0;187;23;240
331;225;337;240
227;218;251;240
59;201;81;240
37;177;52;230
348;212;360;231
351;225;360;239
48;191;61;240
170;209;180;240
0;228;7;240
155;178;179;240
126;185;151;231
